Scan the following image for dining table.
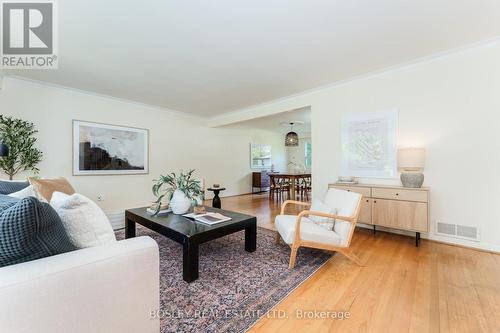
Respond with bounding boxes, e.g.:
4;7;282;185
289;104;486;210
268;172;311;198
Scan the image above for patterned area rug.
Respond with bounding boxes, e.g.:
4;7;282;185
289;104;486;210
116;226;331;333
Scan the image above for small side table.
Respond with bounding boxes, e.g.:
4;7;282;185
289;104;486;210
207;187;226;209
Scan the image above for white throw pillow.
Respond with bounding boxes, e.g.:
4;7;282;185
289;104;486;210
309;199;336;231
8;185;36;199
50;191;116;248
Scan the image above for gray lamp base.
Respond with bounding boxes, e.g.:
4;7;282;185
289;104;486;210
401;173;424;188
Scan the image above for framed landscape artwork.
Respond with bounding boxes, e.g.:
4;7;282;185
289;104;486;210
73;120;149;175
250;143;272;169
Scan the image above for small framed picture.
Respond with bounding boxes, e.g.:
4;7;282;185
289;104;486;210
73;120;149;175
250;143;272;169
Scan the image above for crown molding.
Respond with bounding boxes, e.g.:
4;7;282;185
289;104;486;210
3;75;207;124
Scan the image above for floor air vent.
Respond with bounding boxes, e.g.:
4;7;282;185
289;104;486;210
436;222;479;241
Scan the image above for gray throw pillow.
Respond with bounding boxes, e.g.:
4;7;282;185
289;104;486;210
0;180;30;195
0;194;19;212
0;195;78;267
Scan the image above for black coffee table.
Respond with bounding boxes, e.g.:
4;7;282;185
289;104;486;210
125;207;257;282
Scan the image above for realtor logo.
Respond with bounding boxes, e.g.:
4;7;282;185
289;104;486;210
1;0;58;69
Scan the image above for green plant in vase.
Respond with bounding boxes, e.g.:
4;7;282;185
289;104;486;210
152;169;203;215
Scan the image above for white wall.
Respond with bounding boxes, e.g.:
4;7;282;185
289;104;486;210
286;135;311;172
0;78;286;222
209;40;500;252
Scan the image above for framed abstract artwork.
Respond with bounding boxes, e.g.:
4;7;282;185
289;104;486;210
340;110;398;178
73;120;149;175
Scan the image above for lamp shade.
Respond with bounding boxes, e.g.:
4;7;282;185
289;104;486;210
398;148;425;171
285;122;299;147
285;131;299;146
0;143;8;157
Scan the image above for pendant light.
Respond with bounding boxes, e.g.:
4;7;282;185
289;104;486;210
285;122;299;147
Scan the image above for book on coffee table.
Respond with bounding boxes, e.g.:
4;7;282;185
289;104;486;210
183;212;232;225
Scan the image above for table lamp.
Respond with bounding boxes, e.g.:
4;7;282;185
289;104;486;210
0;143;8;157
398;148;425;188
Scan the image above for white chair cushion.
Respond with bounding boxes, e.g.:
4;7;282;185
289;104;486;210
323;188;360;217
275;215;342;246
323;188;361;246
309;198;336;231
333;220;351;246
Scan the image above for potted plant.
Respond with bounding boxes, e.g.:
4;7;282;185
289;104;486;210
152;169;203;214
0;115;43;180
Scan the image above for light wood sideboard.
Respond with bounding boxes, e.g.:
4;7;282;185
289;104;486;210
328;183;429;246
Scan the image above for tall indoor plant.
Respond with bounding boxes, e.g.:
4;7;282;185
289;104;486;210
152;169;203;214
0;115;43;180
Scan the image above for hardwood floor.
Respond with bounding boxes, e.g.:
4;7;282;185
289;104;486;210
215;193;500;333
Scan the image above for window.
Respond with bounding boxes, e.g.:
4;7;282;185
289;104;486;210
305;141;312;169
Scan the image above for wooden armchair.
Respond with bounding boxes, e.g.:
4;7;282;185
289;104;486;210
274;188;363;268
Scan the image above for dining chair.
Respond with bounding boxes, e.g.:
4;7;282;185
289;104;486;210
294;175;303;199
269;175;281;201
301;176;311;201
279;176;291;200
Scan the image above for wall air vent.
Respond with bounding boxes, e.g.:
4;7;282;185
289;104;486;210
457;225;478;240
436;222;479;241
437;222;456;235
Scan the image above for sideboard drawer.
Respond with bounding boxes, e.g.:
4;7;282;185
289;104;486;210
332;185;371;197
372;188;428;203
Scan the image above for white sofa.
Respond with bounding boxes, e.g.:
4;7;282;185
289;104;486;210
0;236;160;333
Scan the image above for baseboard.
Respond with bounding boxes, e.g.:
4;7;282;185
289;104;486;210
427;235;500;254
356;223;500;254
221;191;265;198
204;191;264;201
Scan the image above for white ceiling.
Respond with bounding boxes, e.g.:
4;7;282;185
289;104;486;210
7;0;500;117
226;107;311;135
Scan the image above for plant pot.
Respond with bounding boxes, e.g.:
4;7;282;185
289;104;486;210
400;173;424;188
170;189;192;214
